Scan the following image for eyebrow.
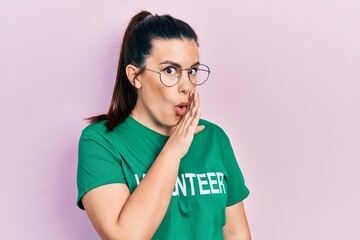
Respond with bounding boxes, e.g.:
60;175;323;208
158;60;200;68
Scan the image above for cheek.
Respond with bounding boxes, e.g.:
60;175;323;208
143;82;173;106
155;90;174;106
140;73;176;107
141;76;161;98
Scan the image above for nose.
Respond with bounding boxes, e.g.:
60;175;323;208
178;71;194;94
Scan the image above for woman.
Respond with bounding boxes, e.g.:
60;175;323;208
77;10;251;240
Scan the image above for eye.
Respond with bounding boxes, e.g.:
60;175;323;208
163;67;178;76
188;67;198;76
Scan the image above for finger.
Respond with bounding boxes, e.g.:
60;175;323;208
188;89;196;116
186;107;201;134
179;90;196;128
195;125;205;134
192;89;200;116
182;91;200;130
188;89;197;118
175;108;193;134
196;89;200;108
176;90;200;133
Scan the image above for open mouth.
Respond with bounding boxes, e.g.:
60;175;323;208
175;102;190;116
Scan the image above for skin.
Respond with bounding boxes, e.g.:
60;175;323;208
82;39;251;240
129;38;202;136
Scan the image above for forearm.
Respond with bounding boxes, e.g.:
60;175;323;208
114;143;181;239
224;232;251;240
223;201;251;240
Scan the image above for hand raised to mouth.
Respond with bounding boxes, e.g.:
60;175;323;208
166;89;205;159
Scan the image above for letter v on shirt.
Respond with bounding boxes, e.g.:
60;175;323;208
134;172;226;197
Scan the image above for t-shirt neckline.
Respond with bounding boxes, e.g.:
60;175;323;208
125;115;170;140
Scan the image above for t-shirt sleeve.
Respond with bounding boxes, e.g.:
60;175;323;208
76;128;126;210
223;135;250;206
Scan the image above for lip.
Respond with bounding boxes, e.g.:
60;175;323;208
175;102;190;116
176;102;190;108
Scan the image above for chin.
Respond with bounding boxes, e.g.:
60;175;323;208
165;115;182;128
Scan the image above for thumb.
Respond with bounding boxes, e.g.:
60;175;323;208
195;125;205;134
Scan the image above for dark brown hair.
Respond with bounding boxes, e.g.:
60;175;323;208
87;10;199;131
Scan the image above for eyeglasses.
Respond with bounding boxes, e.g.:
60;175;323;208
143;64;211;87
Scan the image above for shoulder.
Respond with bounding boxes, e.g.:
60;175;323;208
79;119;132;149
198;118;229;140
199;118;226;133
80;120;126;143
78;120;124;157
80;120;109;140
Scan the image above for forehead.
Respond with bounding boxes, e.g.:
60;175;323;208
147;38;199;66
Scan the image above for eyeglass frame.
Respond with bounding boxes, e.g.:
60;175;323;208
139;63;211;87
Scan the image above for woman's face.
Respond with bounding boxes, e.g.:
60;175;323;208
131;38;199;135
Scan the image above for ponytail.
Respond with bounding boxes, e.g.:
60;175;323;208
87;11;151;131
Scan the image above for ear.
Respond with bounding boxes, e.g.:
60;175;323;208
126;64;142;89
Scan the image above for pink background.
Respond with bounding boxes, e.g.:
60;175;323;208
1;0;359;239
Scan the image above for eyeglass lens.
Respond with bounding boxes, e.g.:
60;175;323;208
161;65;210;87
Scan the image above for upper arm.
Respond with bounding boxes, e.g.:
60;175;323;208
77;128;130;239
221;133;249;206
223;201;251;240
82;183;131;240
77;128;126;209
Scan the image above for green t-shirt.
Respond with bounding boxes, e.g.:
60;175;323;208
77;116;249;239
